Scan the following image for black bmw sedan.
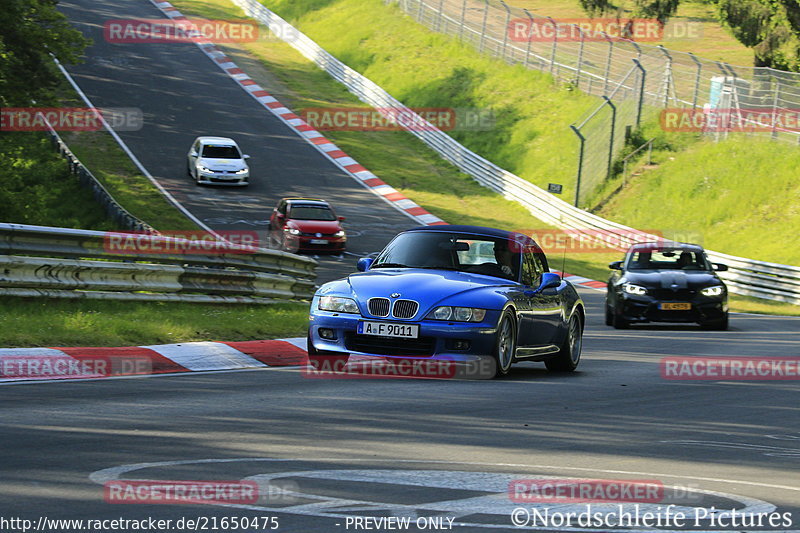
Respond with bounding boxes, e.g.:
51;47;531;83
606;242;729;330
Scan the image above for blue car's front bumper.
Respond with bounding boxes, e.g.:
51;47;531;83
309;310;502;363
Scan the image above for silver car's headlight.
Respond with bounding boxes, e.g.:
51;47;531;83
318;296;359;314
701;285;725;297
426;306;487;322
198;166;216;173
234;168;248;174
623;283;647;295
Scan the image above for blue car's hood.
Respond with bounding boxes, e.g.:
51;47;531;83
346;269;513;309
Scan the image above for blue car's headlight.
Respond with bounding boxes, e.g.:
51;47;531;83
701;285;725;297
623;283;647;295
426;306;487;322
318;296;359;313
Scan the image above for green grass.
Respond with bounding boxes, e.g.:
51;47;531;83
0;132;119;230
169;0;799;316
0;298;309;347
598;137;800;266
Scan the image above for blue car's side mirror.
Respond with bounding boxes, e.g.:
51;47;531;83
357;257;374;272
536;272;561;293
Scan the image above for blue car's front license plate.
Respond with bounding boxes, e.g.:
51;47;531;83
358;321;419;339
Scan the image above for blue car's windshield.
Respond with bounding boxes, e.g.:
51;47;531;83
371;232;521;281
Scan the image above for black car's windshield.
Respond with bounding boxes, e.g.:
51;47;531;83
371;232;521;281
289;206;336;221
202;145;241;158
627;249;711;270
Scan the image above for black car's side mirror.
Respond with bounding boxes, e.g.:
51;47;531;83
713;263;728;272
357;257;374;272
609;261;623;270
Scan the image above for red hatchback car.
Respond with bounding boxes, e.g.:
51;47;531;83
269;198;347;253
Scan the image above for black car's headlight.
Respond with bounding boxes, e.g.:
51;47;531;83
318;296;359;313
701;285;725;297
426;306;487;322
622;283;647;295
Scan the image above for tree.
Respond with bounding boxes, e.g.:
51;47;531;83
632;0;681;25
716;0;800;70
0;0;90;107
578;0;618;17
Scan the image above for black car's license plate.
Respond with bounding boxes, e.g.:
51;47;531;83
660;302;691;310
358;321;419;338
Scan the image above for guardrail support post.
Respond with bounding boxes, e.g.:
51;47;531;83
632;59;646;126
436;0;446;31
500;1;511;60
458;0;467;41
604;96;617;181
548;17;558;77
688;52;702;109
522;9;533;69
570;125;585;207
478;0;490;53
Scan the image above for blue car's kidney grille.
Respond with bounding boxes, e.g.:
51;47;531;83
392;299;419;319
368;298;391;317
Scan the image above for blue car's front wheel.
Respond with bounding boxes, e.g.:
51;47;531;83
493;310;517;377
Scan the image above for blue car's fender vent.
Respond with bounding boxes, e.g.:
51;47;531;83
368;298;391;317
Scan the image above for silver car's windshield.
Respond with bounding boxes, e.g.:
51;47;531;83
372;232;520;280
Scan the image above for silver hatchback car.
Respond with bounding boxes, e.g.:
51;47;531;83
187;136;250;186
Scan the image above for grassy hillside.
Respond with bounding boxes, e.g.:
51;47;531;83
506;0;754;65
599;137;800;265
255;0;602;202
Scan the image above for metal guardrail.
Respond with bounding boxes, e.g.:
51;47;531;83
232;0;800;305
0;223;317;304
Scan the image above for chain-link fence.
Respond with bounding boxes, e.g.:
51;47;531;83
392;0;800;205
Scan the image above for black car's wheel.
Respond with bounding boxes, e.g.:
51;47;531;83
306;330;349;371
605;303;613;326
700;313;729;331
546;313;582;372
492;310;516;378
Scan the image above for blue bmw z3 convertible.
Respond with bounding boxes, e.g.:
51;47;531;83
307;225;585;378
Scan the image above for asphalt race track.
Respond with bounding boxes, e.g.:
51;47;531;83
2;289;800;531
56;0;419;283
4;0;798;531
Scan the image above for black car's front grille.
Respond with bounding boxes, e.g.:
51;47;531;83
650;288;696;300
392;299;419;319
344;333;436;357
368;298;391;317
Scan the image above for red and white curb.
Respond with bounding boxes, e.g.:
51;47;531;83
149;0;444;227
0;338;308;383
552;271;607;291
